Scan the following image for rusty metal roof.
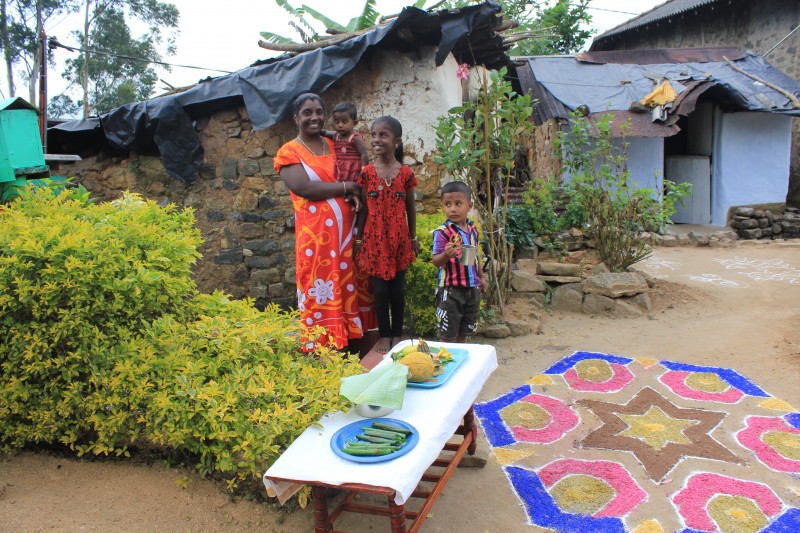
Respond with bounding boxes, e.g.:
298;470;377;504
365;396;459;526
593;0;720;43
515;48;800;137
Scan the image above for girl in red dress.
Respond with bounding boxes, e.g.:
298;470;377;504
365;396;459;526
321;101;369;183
356;116;420;353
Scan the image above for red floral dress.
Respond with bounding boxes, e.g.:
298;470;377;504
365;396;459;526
333;131;363;183
357;164;417;280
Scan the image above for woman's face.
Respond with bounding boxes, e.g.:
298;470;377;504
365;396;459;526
295;98;325;137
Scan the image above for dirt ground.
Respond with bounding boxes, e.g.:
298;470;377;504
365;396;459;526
2;240;799;533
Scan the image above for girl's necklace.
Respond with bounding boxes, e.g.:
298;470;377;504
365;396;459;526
295;136;328;156
376;162;400;190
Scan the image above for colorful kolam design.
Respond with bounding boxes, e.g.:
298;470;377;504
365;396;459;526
476;352;800;532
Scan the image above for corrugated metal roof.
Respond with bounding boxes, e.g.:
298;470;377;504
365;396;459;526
594;0;720;42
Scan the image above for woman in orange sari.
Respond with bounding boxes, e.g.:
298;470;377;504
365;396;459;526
274;93;376;351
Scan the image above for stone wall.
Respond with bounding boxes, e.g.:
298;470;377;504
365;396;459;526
61;47;463;308
590;0;800;206
729;205;800;240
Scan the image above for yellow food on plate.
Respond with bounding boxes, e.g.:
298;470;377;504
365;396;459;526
399;351;436;382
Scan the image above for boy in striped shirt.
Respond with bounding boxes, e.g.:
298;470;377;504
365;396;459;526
431;182;488;342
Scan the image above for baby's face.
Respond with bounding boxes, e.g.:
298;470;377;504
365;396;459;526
332;112;357;135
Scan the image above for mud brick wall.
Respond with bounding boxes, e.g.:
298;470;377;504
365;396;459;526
59;46;461;308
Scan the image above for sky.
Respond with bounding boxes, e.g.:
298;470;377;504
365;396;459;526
2;0;664;105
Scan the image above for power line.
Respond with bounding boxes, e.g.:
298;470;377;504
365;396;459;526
48;38;234;75
586;7;639;16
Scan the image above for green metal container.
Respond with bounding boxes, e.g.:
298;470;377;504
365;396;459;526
0;97;49;184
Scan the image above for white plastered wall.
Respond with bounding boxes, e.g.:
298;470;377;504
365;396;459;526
711;111;792;225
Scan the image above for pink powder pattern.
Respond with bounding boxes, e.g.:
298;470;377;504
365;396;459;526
563;363;634;392
659;370;745;403
736;416;800;473
509;394;580;444
539;458;647;518
672;472;782;531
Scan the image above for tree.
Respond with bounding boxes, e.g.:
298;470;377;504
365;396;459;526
64;0;178;118
443;0;592;56
0;0;78;102
260;0;430;45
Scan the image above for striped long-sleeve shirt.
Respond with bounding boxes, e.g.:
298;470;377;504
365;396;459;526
432;220;481;288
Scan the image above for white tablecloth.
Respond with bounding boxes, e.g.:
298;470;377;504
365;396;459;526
263;341;497;505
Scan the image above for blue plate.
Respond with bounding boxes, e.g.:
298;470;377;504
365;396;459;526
407;348;468;389
330;418;419;464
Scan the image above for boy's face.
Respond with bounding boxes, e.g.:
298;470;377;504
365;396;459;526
332;112;357;136
441;191;472;226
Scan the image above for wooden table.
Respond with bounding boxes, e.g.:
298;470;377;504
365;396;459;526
263;342;497;533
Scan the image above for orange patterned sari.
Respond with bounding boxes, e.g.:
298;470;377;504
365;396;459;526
274;139;375;350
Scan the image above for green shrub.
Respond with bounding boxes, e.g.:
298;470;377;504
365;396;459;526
86;293;360;486
0;187;361;492
406;212;442;336
0;189;201;449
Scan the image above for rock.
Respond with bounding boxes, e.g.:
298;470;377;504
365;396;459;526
223;179;240;191
632;269;658;288
239;222;266;239
757;218;770;229
221;158;238;179
753;209;764;218
660;234;678;247
536;275;582;284
251;268;282;285
583;293;615;314
772;223;782;234
592;262;610;275
268;283;284;297
688;232;709;246
738;219;759;230
625;292;652;312
584;272;648;298
649;234;663;246
612;298;645;318
505;320;535;336
245;239;280;254
213;248;243;265
480;324;511;338
551;283;584;313
516;246;538;260
734;207;755;217
206;210;226;222
247;147;267;159
765;210;774;224
238;158;260;176
511;271;546;292
740;228;762;239
536;263;580;277
676;233;690;246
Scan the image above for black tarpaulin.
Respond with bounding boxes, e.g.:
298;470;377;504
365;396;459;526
48;2;506;185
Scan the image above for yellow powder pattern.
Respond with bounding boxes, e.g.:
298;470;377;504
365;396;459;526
762;431;800;461
500;402;550;430
685;372;729;393
707;494;769;533
618;406;697;450
548;474;614;515
575;359;613;382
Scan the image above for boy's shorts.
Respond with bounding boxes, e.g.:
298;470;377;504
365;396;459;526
435;286;480;340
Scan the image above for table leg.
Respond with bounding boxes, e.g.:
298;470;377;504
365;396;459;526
464;405;478;455
388;495;407;533
311;486;333;532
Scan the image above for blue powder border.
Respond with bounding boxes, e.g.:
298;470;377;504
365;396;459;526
544;352;633;375
659;361;769;397
474;384;532;447
505;465;626;532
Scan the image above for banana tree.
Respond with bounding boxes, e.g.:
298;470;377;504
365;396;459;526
260;0;432;45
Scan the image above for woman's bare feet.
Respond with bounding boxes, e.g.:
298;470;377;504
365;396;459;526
376;337;392;354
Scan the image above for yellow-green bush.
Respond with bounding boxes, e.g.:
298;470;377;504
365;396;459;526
88;293;360;485
0;189;201;449
1;188;361;489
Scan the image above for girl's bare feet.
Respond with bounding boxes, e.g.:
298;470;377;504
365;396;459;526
376;337;392;354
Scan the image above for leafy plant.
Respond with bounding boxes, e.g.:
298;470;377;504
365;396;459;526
555;113;691;271
434;67;535;309
405;212;443;336
0;186;360;497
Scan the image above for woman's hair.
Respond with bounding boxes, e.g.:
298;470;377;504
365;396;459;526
372;115;404;163
333;101;358;120
292;93;325;117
